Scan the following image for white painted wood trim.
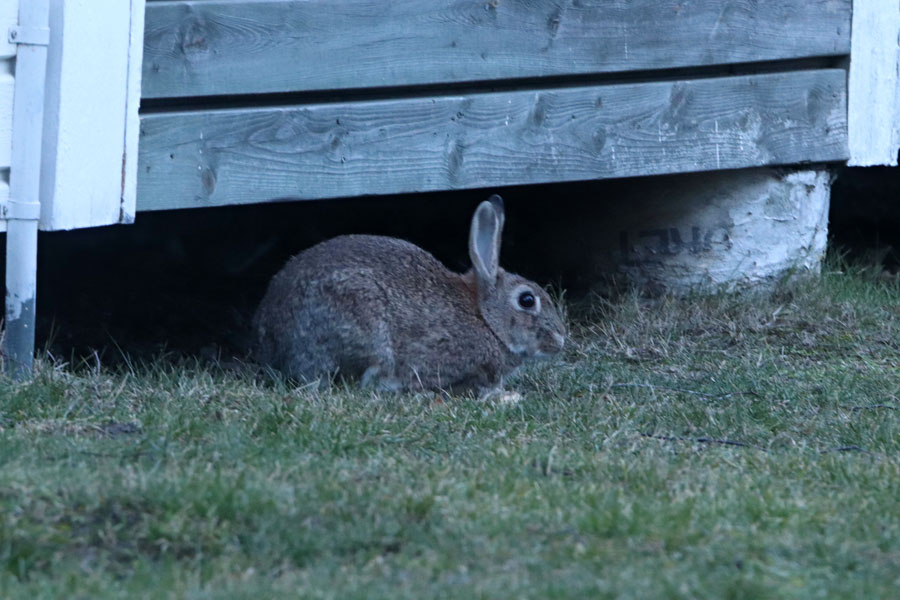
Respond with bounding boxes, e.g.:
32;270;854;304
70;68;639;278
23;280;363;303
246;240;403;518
848;0;900;166
120;0;145;225
0;0;21;233
0;0;18;59
39;0;145;231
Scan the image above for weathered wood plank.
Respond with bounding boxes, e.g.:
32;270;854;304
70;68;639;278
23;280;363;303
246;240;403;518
848;0;900;166
0;62;15;170
40;0;146;230
0;0;19;59
0;174;9;233
136;70;848;212
142;0;851;99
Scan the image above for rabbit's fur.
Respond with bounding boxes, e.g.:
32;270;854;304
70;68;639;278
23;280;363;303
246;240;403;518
252;195;566;395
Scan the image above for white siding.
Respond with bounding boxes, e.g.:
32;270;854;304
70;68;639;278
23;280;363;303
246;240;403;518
0;60;13;233
0;0;18;233
848;0;900;166
0;57;13;168
0;0;16;58
39;0;144;230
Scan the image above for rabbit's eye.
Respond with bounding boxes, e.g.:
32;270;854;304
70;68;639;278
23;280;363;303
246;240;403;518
518;291;536;309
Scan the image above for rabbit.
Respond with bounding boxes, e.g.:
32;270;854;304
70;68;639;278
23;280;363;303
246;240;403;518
252;194;566;396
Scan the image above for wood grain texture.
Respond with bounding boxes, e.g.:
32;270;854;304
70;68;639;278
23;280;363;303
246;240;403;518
137;69;848;212
142;0;852;98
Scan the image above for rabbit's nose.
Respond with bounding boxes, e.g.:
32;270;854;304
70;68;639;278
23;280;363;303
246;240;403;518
552;331;566;350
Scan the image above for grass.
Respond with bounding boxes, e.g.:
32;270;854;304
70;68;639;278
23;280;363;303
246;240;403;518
1;263;899;598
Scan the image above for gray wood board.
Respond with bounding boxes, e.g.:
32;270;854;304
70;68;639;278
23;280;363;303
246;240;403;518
137;69;848;211
143;0;851;98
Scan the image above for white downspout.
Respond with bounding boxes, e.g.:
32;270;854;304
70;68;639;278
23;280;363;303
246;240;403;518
3;0;49;377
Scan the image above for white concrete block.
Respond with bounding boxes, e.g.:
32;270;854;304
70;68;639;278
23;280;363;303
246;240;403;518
590;168;831;294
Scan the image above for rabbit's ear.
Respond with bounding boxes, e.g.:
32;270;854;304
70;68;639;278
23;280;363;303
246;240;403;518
469;196;504;291
487;194;505;233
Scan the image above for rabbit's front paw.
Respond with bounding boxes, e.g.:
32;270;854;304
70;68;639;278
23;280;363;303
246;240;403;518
479;388;523;406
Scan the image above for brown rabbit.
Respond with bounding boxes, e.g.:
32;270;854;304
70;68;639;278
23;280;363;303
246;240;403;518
252;195;565;395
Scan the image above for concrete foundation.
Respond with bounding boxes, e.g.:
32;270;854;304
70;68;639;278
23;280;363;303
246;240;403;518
587;167;832;294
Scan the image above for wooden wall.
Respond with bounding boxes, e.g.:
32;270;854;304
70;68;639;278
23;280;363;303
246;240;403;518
0;0;18;231
39;0;145;231
138;0;852;211
1;1;145;232
848;0;900;166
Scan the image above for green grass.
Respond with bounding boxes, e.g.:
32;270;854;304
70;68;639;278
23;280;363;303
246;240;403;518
1;265;899;598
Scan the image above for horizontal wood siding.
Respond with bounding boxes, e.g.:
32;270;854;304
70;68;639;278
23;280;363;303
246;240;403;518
137;69;848;211
142;0;851;99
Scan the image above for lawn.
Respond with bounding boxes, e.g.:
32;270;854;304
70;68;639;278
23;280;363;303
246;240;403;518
1;265;898;598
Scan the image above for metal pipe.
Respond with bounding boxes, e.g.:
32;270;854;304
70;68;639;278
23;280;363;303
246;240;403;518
3;0;50;378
